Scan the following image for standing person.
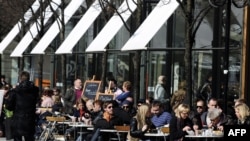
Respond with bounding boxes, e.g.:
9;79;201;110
115;81;133;105
197;73;212;103
62;78;82;115
169;104;193;141
170;80;187;112
2;84;14;140
129;104;153;141
154;75;171;112
0;75;8;89
5;71;39;141
108;78;123;98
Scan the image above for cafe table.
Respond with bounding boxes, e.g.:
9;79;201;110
87;127;129;141
68;122;93;128
144;132;169;141
185;134;224;141
67;122;93;141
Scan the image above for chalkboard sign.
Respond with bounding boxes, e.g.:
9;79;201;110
82;81;101;100
96;93;114;101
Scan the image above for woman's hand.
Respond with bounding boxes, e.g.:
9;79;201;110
142;125;148;132
182;126;191;131
193;125;199;130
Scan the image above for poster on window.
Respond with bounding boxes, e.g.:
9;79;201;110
0;90;4;116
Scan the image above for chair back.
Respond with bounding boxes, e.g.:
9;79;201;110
46;116;66;122
161;127;170;133
114;125;130;132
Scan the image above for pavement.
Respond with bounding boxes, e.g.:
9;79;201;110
0;138;13;141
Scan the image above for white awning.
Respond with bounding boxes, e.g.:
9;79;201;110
121;0;179;51
0;0;43;54
10;0;62;57
30;0;85;54
85;0;137;52
55;0;102;54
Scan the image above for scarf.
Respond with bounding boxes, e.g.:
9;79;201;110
103;111;112;122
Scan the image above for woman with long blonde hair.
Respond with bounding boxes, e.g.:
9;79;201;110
129;104;153;141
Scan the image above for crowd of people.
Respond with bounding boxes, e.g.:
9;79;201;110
0;73;249;141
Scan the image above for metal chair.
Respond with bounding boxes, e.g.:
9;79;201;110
113;125;130;141
38;116;66;141
161;127;170;141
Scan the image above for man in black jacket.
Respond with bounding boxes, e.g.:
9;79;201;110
89;100;123;141
6;71;39;141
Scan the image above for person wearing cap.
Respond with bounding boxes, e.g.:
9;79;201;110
121;100;136;118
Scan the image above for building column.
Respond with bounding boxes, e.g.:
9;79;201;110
241;6;250;103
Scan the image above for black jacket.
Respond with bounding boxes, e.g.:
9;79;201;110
169;116;193;141
92;114;123;141
6;80;39;136
130;118;150;140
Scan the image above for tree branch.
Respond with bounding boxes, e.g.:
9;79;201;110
191;5;212;39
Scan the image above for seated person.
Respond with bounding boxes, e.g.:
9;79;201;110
130;104;154;141
35;89;54;131
76;100;104;141
207;108;230;131
170;104;193;141
112;100;132;125
91;100;104;125
151;100;172;128
87;100;123;141
121;100;136;118
65;98;91;139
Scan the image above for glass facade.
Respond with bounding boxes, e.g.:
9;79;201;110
0;0;246;107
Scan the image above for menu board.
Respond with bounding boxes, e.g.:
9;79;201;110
82;80;101;100
96;93;114;101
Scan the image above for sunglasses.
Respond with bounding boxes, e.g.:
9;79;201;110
122;106;129;109
196;106;203;109
107;106;113;109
